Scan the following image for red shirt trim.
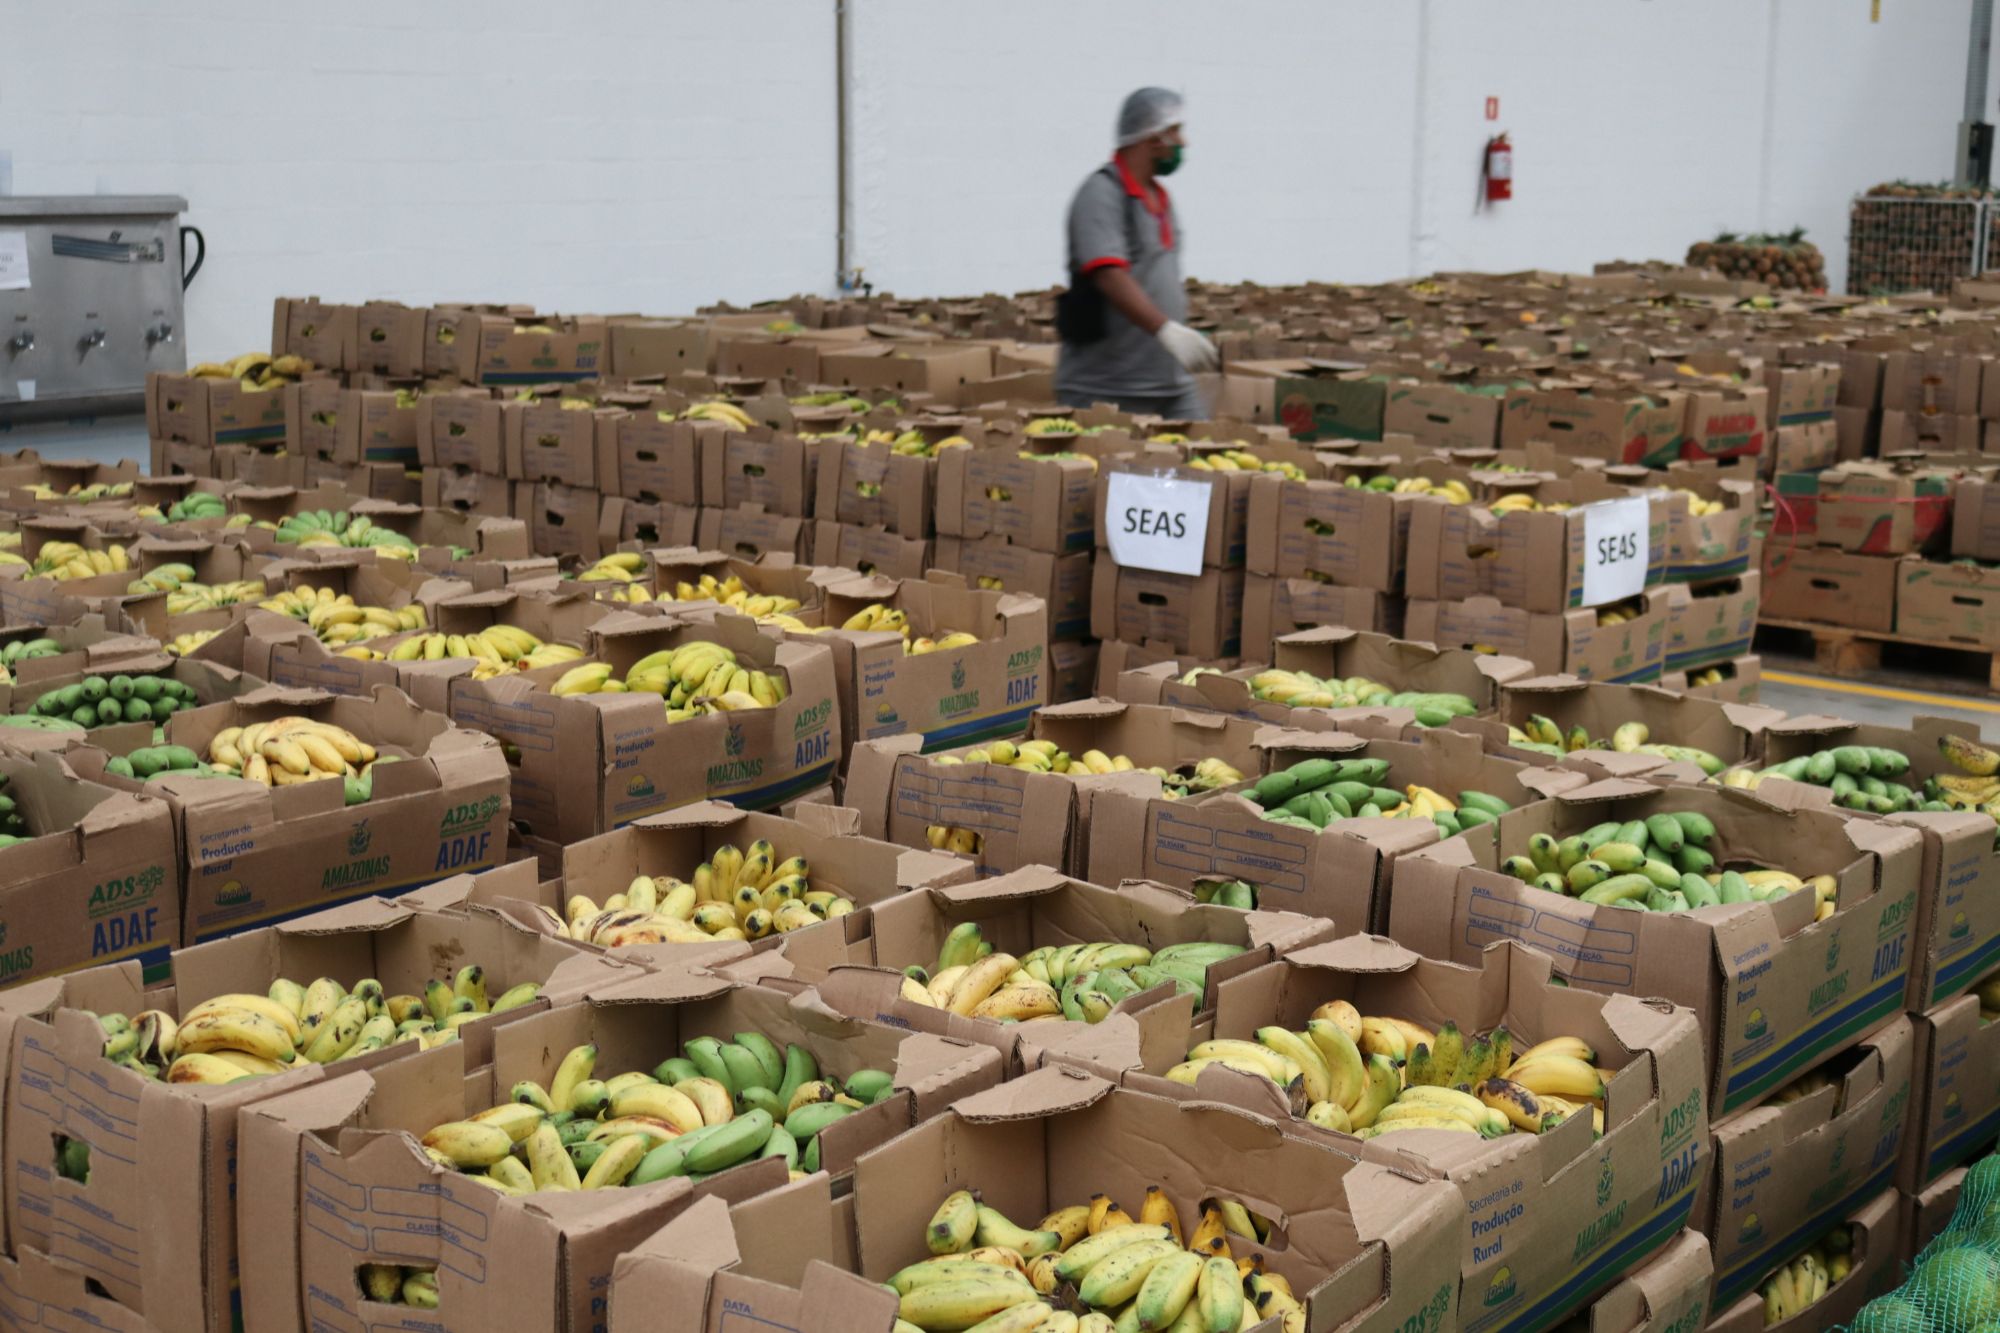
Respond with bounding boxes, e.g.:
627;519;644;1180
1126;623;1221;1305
1079;256;1131;273
1113;155;1174;250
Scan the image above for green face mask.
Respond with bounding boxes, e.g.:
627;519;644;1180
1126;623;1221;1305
1154;145;1184;176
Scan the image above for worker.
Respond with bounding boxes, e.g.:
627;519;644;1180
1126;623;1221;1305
1055;87;1217;420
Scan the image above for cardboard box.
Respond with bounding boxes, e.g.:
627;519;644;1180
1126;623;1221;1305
1243;471;1408;592
935;448;1097;555
1771;464;1953;555
0;618;159;714
808;573;1047;756
415;388;507;475
1659;464;1759;583
845;698;1278;881
299;457;416;506
846;1069;1464;1331
1047;636;1098;704
1680;383;1769;464
1703;1187;1902;1333
515;478;604;563
1764;420;1841;477
504;396;618;488
1104;936;1707;1333
608;410;706;507
1088;725;1578;936
1383;377;1511;452
649;548;851;624
1755;713;2000;1013
1391;775;1923;1115
1229;360;1390;441
1699;1017;1913;1308
1114;624;1530;731
447;611;839;844
1881;408;1984;454
1905;990;2000;1196
608;317;709;379
283;380;420;466
1404;479;1672;611
422;463;516;520
558;800;974;971
607;1180;895;1333
1952;474;2000;560
146;371;294;448
270;296;357;370
1095;454;1253;570
1898;557;2000;647
815;435;936;537
1090;562;1244;661
933;535;1091;642
1666;570;1760;672
810;521;932;583
236;1004;778;1333
0;748;177;987
65;683;511;941
1476;674;1780;773
1759;543;1900;633
698;505;812;564
1404;586;1674;683
1907;1168;1964;1263
473;312;608;385
351;300;429;377
1500;383;1686;466
1240;574;1400;661
1559;1230;1711;1333
1659;653;1762;705
1768;359;1842;428
1885;348;1984;416
703;429;818;518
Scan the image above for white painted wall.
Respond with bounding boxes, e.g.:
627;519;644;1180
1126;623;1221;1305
0;0;838;360
2;0;1990;358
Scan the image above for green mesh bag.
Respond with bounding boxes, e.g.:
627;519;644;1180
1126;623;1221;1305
1848;1153;2000;1332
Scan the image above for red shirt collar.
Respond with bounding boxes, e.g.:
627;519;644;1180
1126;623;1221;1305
1113;154;1174;250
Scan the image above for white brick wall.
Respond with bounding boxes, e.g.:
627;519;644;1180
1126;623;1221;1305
2;0;1991;359
0;0;838;360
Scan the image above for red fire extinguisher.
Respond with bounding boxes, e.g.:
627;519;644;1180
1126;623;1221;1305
1482;133;1513;205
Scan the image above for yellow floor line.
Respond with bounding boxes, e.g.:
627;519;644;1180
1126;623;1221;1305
1761;669;2000;714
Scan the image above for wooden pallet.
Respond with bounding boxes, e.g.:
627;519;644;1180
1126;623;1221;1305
1756;617;2000;692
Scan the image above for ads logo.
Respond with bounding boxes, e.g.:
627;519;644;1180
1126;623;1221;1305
951;661;966;691
348;820;372;858
1596;1153;1615;1208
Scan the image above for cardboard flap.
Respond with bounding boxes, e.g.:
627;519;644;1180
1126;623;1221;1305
949;1064;1111;1121
793;802;863;837
931;864;1071;905
1288;934;1422;975
585;964;741;1006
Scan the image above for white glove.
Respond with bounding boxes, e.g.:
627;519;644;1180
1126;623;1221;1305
1156;320;1219;374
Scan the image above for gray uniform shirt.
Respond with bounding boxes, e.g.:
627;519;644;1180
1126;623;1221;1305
1055;161;1192;402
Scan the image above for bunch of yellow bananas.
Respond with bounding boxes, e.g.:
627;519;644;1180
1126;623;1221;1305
842;602;910;634
1168;1006;1606;1141
259;587;427;644
975;575;1005;591
1671;488;1728;518
1186;448;1305;481
663;573;803;621
680;399;756;429
87;965;533;1087
32;541;128;579
210;716;386;805
166;629;221;657
358;1265;438;1310
898;1186;1293;1333
1488;491;1567;514
151;575;267;613
926;824;983;855
187;351;311;390
910;632;980;655
0;551;23;568
932;741;1241;800
386;625;581;677
853;427;969;457
1769;1065;1839;1107
1595;598;1645;626
557;838;848;946
1685;665;1730;687
1759;1226;1851;1326
1025;417;1085;437
551;641;789;720
576;551;649;583
791;390;876;411
22;479;136;501
1975;970;2000;1024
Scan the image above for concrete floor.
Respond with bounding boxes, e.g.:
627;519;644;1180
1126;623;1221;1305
3;416;1997;739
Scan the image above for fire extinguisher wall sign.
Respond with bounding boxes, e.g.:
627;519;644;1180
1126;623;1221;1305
1482;133;1512;206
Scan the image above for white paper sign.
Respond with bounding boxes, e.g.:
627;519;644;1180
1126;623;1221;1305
0;233;27;291
1105;471;1213;577
1580;496;1650;607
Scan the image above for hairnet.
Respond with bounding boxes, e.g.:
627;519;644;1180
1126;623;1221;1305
1116;87;1184;147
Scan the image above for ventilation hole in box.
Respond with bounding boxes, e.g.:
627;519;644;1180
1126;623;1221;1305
84;1278;111;1300
741;463;766;477
447;422;467;437
635;524;660;544
635;450;658;463
543;511;565;528
52;1132;92;1186
357;1262;438;1308
734;543;759;558
536;435;560;449
1138;592;1169;607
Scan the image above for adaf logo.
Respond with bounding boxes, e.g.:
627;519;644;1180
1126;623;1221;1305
1483;1266;1516;1308
1596;1153;1615;1208
347;820;372;858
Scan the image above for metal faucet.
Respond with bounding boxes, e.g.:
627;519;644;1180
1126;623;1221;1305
5;331;31;356
146;321;175;348
78;328;107;355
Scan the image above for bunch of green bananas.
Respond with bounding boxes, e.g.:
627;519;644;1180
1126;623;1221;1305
1725;743;1924;813
164;491;228;522
1167;1004;1605;1140
88;965;538;1085
422;1034;892;1190
357;1265;438;1310
0;636;61;668
1502;811;1840;920
1227;667;1477;729
897;1186;1298;1333
1760;1225;1851;1325
790;390;876;411
29;673;198;728
270;509;418;555
0;770;29;848
1249;755;1513;835
1508;717;1725;773
895;923;1244;1024
1193;880;1259;909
